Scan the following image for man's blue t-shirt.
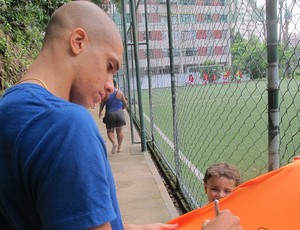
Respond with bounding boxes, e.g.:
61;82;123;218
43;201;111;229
0;84;123;229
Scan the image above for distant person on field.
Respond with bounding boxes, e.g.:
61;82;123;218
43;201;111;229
212;74;217;83
222;70;230;84
235;70;242;84
203;162;241;203
99;79;128;154
187;74;195;87
203;73;209;85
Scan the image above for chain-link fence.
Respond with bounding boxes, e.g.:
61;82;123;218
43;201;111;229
112;0;300;211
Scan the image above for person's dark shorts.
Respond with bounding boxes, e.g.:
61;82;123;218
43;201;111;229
105;109;126;129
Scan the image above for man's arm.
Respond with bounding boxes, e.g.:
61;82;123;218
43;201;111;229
124;223;178;230
88;222;112;230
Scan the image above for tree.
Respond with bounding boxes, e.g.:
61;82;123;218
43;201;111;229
0;0;70;94
231;33;267;79
0;0;122;94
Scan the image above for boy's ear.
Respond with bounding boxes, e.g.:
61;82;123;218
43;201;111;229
69;28;87;55
203;183;207;193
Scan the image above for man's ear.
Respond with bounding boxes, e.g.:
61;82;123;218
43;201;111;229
69;28;87;55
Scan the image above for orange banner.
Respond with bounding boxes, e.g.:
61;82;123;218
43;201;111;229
169;160;300;229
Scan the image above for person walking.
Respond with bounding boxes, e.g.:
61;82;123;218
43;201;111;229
99;79;128;154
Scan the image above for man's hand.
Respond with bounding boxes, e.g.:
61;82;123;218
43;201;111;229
202;209;243;230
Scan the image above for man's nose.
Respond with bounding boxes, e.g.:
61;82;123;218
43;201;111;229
105;80;114;94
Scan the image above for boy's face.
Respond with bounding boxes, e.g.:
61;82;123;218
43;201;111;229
204;176;236;203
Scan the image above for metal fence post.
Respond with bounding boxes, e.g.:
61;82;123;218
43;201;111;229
144;0;155;145
121;0;136;144
166;0;180;185
128;0;147;151
266;0;280;171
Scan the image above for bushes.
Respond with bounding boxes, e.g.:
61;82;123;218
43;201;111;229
0;0;69;95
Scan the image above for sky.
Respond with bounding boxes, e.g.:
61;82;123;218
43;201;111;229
256;0;300;34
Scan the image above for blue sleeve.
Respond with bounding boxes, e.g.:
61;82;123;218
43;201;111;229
18;106;118;229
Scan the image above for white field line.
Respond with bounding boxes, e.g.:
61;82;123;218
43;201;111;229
143;113;204;181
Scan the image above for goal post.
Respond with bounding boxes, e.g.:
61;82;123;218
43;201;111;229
187;64;225;76
187;64;225;83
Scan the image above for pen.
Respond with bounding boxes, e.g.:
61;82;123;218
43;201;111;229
214;199;220;216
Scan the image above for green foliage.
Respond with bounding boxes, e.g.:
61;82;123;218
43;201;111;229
231;32;300;80
113;0;122;13
0;0;70;95
278;43;300;79
231;33;267;79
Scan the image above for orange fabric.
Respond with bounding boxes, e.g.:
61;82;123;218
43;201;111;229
168;160;300;229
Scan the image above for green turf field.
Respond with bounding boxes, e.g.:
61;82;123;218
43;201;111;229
136;79;300;207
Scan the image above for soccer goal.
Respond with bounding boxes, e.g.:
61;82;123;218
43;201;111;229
187;64;225;84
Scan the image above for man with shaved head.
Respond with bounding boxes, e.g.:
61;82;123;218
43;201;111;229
0;1;242;230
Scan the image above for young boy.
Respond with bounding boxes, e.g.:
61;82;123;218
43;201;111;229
203;162;241;203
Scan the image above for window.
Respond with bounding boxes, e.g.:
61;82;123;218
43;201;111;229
182;48;197;56
181;31;196;40
162;31;168;41
179;14;196;23
204;0;210;6
207;30;213;39
142;31;151;40
220;0;226;6
125;13;131;23
171;15;179;24
161;16;168;23
173;48;181;57
163;48;169;58
207;46;213;55
179;0;196;5
173;31;181;40
220;14;227;22
204;14;212;22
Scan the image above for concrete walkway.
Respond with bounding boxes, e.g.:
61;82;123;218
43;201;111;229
90;107;179;225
